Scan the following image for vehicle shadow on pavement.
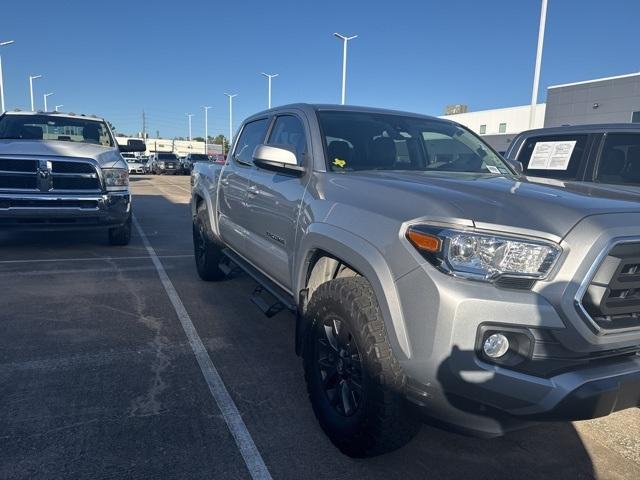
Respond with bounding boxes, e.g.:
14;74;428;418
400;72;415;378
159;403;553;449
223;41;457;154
190;272;597;480
0;229;108;247
428;346;596;479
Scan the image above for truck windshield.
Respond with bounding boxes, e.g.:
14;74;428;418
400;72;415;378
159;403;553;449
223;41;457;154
158;153;177;160
0;114;114;147
318;111;511;174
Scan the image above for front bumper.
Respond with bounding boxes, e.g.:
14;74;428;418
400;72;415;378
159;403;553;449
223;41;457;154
525;360;640;421
0;191;131;230
156;165;179;174
394;254;640;436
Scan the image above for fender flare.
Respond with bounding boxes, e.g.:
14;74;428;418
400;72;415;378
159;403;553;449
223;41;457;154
294;223;412;360
191;179;220;239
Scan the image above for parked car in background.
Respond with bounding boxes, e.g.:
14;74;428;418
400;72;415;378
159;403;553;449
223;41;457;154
191;104;640;457
0;111;145;244
122;153;145;174
182;153;210;174
505;124;640;190
151;152;180;175
143;155;155;174
211;153;226;164
138;155;149;172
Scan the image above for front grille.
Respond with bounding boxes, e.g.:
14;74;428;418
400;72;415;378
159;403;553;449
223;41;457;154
582;242;640;331
0;216;100;226
52;176;100;190
0;198;99;209
0;157;101;192
0;175;37;190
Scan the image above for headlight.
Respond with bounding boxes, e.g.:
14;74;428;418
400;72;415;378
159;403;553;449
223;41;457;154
157;162;165;168
405;226;561;282
103;168;129;191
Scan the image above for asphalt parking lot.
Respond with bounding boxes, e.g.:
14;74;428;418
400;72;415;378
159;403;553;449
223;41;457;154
0;174;638;480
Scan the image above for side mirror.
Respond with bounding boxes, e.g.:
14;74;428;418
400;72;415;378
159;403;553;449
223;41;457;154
119;139;147;153
511;160;524;175
253;144;304;176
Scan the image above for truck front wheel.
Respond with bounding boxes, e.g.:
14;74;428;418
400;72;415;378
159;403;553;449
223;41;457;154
193;204;226;281
303;276;419;457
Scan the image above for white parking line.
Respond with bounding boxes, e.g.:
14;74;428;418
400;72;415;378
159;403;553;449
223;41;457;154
0;254;192;265
132;215;272;480
171;183;192;193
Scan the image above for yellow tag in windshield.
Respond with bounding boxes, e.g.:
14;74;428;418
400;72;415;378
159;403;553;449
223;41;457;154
333;158;346;168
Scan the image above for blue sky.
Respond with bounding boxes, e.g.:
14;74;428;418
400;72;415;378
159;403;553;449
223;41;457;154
2;0;638;139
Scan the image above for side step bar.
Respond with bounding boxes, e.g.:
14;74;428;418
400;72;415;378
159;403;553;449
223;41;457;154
221;248;296;317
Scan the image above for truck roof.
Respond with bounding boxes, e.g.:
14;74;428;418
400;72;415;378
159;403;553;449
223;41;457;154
514;123;640;137
2;110;105;122
248;103;452;125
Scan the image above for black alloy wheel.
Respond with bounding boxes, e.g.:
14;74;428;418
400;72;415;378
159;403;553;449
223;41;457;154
315;316;364;417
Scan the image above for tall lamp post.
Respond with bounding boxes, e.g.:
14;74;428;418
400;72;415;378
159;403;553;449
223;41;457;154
0;40;15;114
29;74;42;112
260;72;278;109
203;106;212;155
54;104;63;112
186;113;193;141
224;93;237;148
43;92;53;112
529;0;548;128
334;33;357;105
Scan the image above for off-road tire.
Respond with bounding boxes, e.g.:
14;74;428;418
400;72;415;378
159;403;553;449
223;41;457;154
108;214;132;246
193;203;226;281
303;276;419;457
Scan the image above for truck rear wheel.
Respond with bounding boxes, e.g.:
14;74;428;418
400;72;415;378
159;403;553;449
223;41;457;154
303;276;419;457
193;204;226;281
108;215;132;246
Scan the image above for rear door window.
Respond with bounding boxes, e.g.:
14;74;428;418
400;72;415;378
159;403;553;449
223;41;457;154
234;118;270;164
516;134;589;180
596;133;640;185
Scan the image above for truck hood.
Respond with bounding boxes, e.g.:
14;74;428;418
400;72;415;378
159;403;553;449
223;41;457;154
323;171;640;239
0;139;125;168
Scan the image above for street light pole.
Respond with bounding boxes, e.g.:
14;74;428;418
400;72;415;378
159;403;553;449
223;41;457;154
43;93;53;112
334;33;357;105
529;0;548;128
260;73;278;109
203;106;212;155
187;113;193;141
54;104;63;112
224;93;237;148
29;74;42;112
0;40;15;114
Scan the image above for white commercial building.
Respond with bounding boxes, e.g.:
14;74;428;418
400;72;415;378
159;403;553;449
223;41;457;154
115;137;223;157
439;104;546;136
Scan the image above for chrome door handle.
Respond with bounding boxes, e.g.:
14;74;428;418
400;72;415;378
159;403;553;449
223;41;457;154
247;185;259;196
221;178;230;186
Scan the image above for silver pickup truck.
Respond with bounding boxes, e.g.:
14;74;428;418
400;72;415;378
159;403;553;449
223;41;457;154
191;104;640;457
0;111;145;245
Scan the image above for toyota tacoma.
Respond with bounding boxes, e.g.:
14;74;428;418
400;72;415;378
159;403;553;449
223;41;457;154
191;104;640;457
0;111;144;245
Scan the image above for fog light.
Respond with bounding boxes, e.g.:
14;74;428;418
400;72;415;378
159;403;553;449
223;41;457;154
483;333;510;358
